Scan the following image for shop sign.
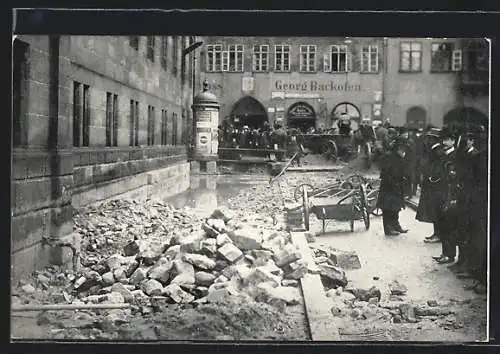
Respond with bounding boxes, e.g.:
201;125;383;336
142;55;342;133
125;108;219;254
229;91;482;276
271;91;285;99
284;93;321;99
275;80;361;92
288;104;315;119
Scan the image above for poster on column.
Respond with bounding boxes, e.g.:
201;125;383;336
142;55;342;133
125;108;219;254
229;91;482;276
197;127;211;155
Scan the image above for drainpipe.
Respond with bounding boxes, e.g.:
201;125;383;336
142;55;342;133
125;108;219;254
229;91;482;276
382;38;388;123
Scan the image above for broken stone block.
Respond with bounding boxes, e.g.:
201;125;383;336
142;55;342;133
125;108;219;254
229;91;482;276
101;272;115;286
319;264;348;288
218;243;243;263
274;245;302;268
415;306;455;317
111;283;134;302
162;284;195;303
251;250;274;267
200;238;217;257
202;222;220;238
170;260;195;286
399;303;417;322
137;249;162;266
21;284;36;294
164;245;181;260
283;259;309;280
207;288;232;303
150;296;169;311
245;267;281;288
427;300;438;307
261;260;283;276
182;253;216;270
216;233;232;247
179;234;204;253
113;268;127;283
129;268;147;285
123;239;140;256
389;280;408;295
257;283;301;306
329;250;361;270
147;261;173;284
227;228;263;250
368;297;379;305
195;271;216;286
389;294;405;301
207;218;227;233
339;291;356;304
326;289;337;298
210;207;235;223
349;286;381;302
124;260;140;278
281;279;299;287
304;232;315;243
141;279;163;296
105;292;125;304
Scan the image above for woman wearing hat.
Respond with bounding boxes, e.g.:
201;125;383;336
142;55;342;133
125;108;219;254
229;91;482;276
376;136;409;236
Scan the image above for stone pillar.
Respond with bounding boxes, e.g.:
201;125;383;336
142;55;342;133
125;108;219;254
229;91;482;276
47;36;78;266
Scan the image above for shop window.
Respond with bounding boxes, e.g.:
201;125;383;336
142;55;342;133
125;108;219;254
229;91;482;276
129;36;139;51
274;45;290;72
160;36;168;69
400;42;422;72
161;109;168;145
147;36;155;62
360;45;379;73
253;45;269;72
73;82;90;147
206;44;223;72
130;100;139;146
147;105;156;145
13;39;29;147
106;92;118;147
324;45;352;73
300;45;316;72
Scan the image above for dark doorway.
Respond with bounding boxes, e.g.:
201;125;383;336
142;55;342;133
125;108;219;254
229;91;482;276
230;96;268;129
406;106;427;129
287;102;316;132
13;39;30;147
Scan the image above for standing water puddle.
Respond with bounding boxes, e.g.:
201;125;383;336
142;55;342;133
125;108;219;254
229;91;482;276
165;174;269;218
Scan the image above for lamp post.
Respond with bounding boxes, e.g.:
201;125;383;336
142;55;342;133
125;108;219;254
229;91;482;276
182;40;203;155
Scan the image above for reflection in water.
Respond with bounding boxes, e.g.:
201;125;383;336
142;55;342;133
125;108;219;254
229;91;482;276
165;175;267;217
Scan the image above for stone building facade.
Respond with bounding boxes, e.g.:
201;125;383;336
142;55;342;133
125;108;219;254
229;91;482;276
200;37;489;130
12;35;202;279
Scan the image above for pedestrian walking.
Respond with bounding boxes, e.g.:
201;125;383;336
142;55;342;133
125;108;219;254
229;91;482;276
416;127;443;243
376;137;409;236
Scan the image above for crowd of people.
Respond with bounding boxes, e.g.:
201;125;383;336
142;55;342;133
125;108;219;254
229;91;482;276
376;122;488;295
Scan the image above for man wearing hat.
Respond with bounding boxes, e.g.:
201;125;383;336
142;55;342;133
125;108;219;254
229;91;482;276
376;136;409;236
400;127;418;197
416;127;443;243
432;127;459;264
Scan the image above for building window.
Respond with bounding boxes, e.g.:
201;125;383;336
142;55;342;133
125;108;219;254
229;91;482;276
161;109;168;145
147;105;156;145
160;36;168;69
172;36;179;74
172;112;178;145
253;45;269;72
226;44;244;72
431;43;456;72
206;44;223;72
465;41;488;72
147;36;155;62
106;92;118;147
129;36;139;51
361;45;379;73
13;39;29;147
130;100;139;146
400;42;422;72
73;82;90;147
300;45;316;72
324;45;352;73
274;45;290;72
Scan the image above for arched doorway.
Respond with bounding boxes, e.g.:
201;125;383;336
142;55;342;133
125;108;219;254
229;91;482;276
287;102;316;132
331;102;361;131
230;96;268;129
443;107;489;130
406;106;427;129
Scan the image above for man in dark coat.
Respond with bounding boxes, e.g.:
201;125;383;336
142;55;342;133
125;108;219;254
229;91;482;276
377;137;409;236
417;128;443;243
432;128;459;264
400;127;418;197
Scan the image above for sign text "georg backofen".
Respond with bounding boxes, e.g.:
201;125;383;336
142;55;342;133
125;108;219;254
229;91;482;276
275;80;361;92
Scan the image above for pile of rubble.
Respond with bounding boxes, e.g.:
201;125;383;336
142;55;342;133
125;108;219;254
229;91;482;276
14;199;309;320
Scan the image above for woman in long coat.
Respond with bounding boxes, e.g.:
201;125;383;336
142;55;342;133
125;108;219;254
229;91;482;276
376;137;408;236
